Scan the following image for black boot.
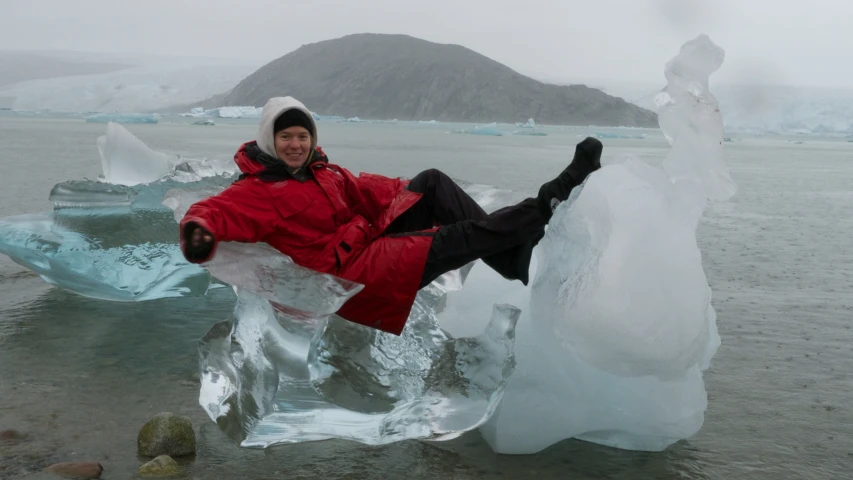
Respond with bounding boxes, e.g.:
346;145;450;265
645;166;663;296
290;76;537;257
537;137;603;220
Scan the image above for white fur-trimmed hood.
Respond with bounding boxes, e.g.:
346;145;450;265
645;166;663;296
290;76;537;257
256;96;318;159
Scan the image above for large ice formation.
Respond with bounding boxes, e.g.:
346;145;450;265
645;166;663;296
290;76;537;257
0;123;237;301
0;35;733;454
469;34;730;453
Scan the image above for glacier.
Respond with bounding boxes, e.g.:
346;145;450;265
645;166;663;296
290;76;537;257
0;35;733;454
0;52;257;113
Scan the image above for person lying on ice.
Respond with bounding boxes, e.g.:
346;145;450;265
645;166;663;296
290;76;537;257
180;96;602;336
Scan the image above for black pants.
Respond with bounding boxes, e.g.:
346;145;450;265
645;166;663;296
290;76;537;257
383;169;547;289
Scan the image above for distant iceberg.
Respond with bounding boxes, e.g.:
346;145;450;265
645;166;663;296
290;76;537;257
85;113;160;124
182;106;261;119
218;106;262;119
453;122;503;136
594;131;647;140
511;118;546;136
311;113;345;121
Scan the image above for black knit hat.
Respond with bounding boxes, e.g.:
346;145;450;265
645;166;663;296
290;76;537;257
273;109;313;136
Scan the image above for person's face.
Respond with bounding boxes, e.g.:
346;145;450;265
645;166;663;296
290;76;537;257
274;126;311;168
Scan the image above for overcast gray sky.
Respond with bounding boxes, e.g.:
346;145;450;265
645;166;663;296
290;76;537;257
2;0;852;88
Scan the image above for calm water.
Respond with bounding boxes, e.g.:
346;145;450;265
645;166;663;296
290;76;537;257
0;116;851;479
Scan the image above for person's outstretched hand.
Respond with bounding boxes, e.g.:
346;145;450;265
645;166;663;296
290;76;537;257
184;223;214;261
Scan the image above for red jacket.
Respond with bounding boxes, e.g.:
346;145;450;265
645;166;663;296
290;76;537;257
180;142;434;335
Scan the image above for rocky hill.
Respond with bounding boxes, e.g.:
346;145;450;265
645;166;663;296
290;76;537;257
189;33;657;127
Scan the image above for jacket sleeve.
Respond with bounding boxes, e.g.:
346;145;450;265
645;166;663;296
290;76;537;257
179;180;276;263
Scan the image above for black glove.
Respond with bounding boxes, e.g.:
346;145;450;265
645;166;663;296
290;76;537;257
183;222;215;262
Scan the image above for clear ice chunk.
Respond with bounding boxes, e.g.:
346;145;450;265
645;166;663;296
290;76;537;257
97;122;172;186
194;271;520;446
0;213;212;301
655;34;736;201
95;122;237;187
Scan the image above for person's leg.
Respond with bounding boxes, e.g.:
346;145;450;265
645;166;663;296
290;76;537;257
385;169;537;283
416;137;603;289
417;197;545;288
383;168;487;235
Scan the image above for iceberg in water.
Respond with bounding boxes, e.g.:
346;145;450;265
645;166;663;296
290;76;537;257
453;122;503;136
464;34;730;453
0;122;238;302
182;106;262;119
0;35;733;454
311;113;345;122
85;112;160;124
217;106;262;119
594;131;647;140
